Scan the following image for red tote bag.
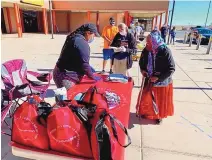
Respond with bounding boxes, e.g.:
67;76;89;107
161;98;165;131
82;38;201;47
12;96;49;150
47;106;93;158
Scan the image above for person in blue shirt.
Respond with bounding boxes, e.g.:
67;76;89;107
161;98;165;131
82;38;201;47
53;23;101;90
170;26;176;45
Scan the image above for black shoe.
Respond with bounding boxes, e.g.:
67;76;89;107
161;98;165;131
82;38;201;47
109;69;113;74
156;119;162;125
100;70;105;74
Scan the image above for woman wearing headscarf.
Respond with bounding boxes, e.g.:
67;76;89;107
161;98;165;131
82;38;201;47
136;30;175;124
110;23;137;76
53;23;101;90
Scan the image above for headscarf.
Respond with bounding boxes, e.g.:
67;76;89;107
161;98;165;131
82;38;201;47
68;23;99;38
146;31;166;77
148;30;165;54
68;24;89;37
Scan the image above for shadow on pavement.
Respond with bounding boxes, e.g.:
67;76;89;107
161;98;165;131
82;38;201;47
174;87;212;90
176;40;184;43
128;112;156;129
90;56;103;59
93;53;103;55
205;68;212;69
191;59;212;61
37;69;53;72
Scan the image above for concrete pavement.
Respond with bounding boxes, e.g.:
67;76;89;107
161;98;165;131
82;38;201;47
1;34;212;160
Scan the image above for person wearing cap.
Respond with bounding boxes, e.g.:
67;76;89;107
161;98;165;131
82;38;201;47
53;23;101;90
110;23;137;76
101;17;119;74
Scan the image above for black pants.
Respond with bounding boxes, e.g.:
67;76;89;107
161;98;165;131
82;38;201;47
170;37;175;44
161;36;166;43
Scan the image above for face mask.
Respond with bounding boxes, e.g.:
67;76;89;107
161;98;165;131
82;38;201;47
88;35;94;43
110;21;115;26
119;31;127;36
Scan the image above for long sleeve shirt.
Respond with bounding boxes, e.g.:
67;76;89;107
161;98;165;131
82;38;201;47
56;34;94;82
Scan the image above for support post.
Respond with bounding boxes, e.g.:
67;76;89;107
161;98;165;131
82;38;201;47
96;11;100;33
196;34;202;50
189;32;193;47
183;32;188;44
14;3;22;38
42;8;48;35
20;9;25;33
151;17;155;30
155;16;158;28
6;8;12;33
206;36;212;54
49;0;54;38
159;13;163;29
164;10;168;26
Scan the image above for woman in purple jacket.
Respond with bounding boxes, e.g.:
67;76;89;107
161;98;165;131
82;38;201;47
53;24;101;90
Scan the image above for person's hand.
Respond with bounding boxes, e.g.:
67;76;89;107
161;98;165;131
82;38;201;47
93;76;102;82
141;70;148;77
150;76;159;83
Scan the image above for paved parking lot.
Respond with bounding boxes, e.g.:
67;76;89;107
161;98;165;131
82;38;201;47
1;33;212;160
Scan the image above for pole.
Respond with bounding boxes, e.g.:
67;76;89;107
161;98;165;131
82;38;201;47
183;32;187;44
205;0;211;27
49;0;54;39
167;0;175;45
189;32;193;47
196;34;202;50
206;36;212;54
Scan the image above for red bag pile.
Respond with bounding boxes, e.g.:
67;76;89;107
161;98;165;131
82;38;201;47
12;95;49;150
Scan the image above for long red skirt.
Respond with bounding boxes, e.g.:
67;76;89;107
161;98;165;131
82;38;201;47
136;83;174;119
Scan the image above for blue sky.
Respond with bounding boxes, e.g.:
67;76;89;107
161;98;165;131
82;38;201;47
169;0;212;26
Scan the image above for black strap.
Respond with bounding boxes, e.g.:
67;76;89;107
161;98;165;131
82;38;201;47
37;102;53;127
109;114;131;148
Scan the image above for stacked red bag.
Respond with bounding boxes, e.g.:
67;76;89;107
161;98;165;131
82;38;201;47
47;106;93;158
12;81;132;160
12;95;49;150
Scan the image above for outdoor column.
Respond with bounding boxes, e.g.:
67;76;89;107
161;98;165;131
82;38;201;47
20;9;25;32
96;11;100;33
164;10;168;25
14;3;22;38
124;11;129;26
151;17;155;30
52;10;56;33
159;13;163;29
155;15;158;29
67;12;70;32
42;8;48;35
6;8;12;33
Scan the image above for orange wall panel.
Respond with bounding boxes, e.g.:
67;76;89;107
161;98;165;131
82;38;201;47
70;12;88;32
55;11;68;32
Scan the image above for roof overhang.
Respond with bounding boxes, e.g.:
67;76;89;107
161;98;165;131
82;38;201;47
52;1;169;12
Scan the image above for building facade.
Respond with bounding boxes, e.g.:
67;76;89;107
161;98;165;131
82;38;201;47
1;0;169;38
